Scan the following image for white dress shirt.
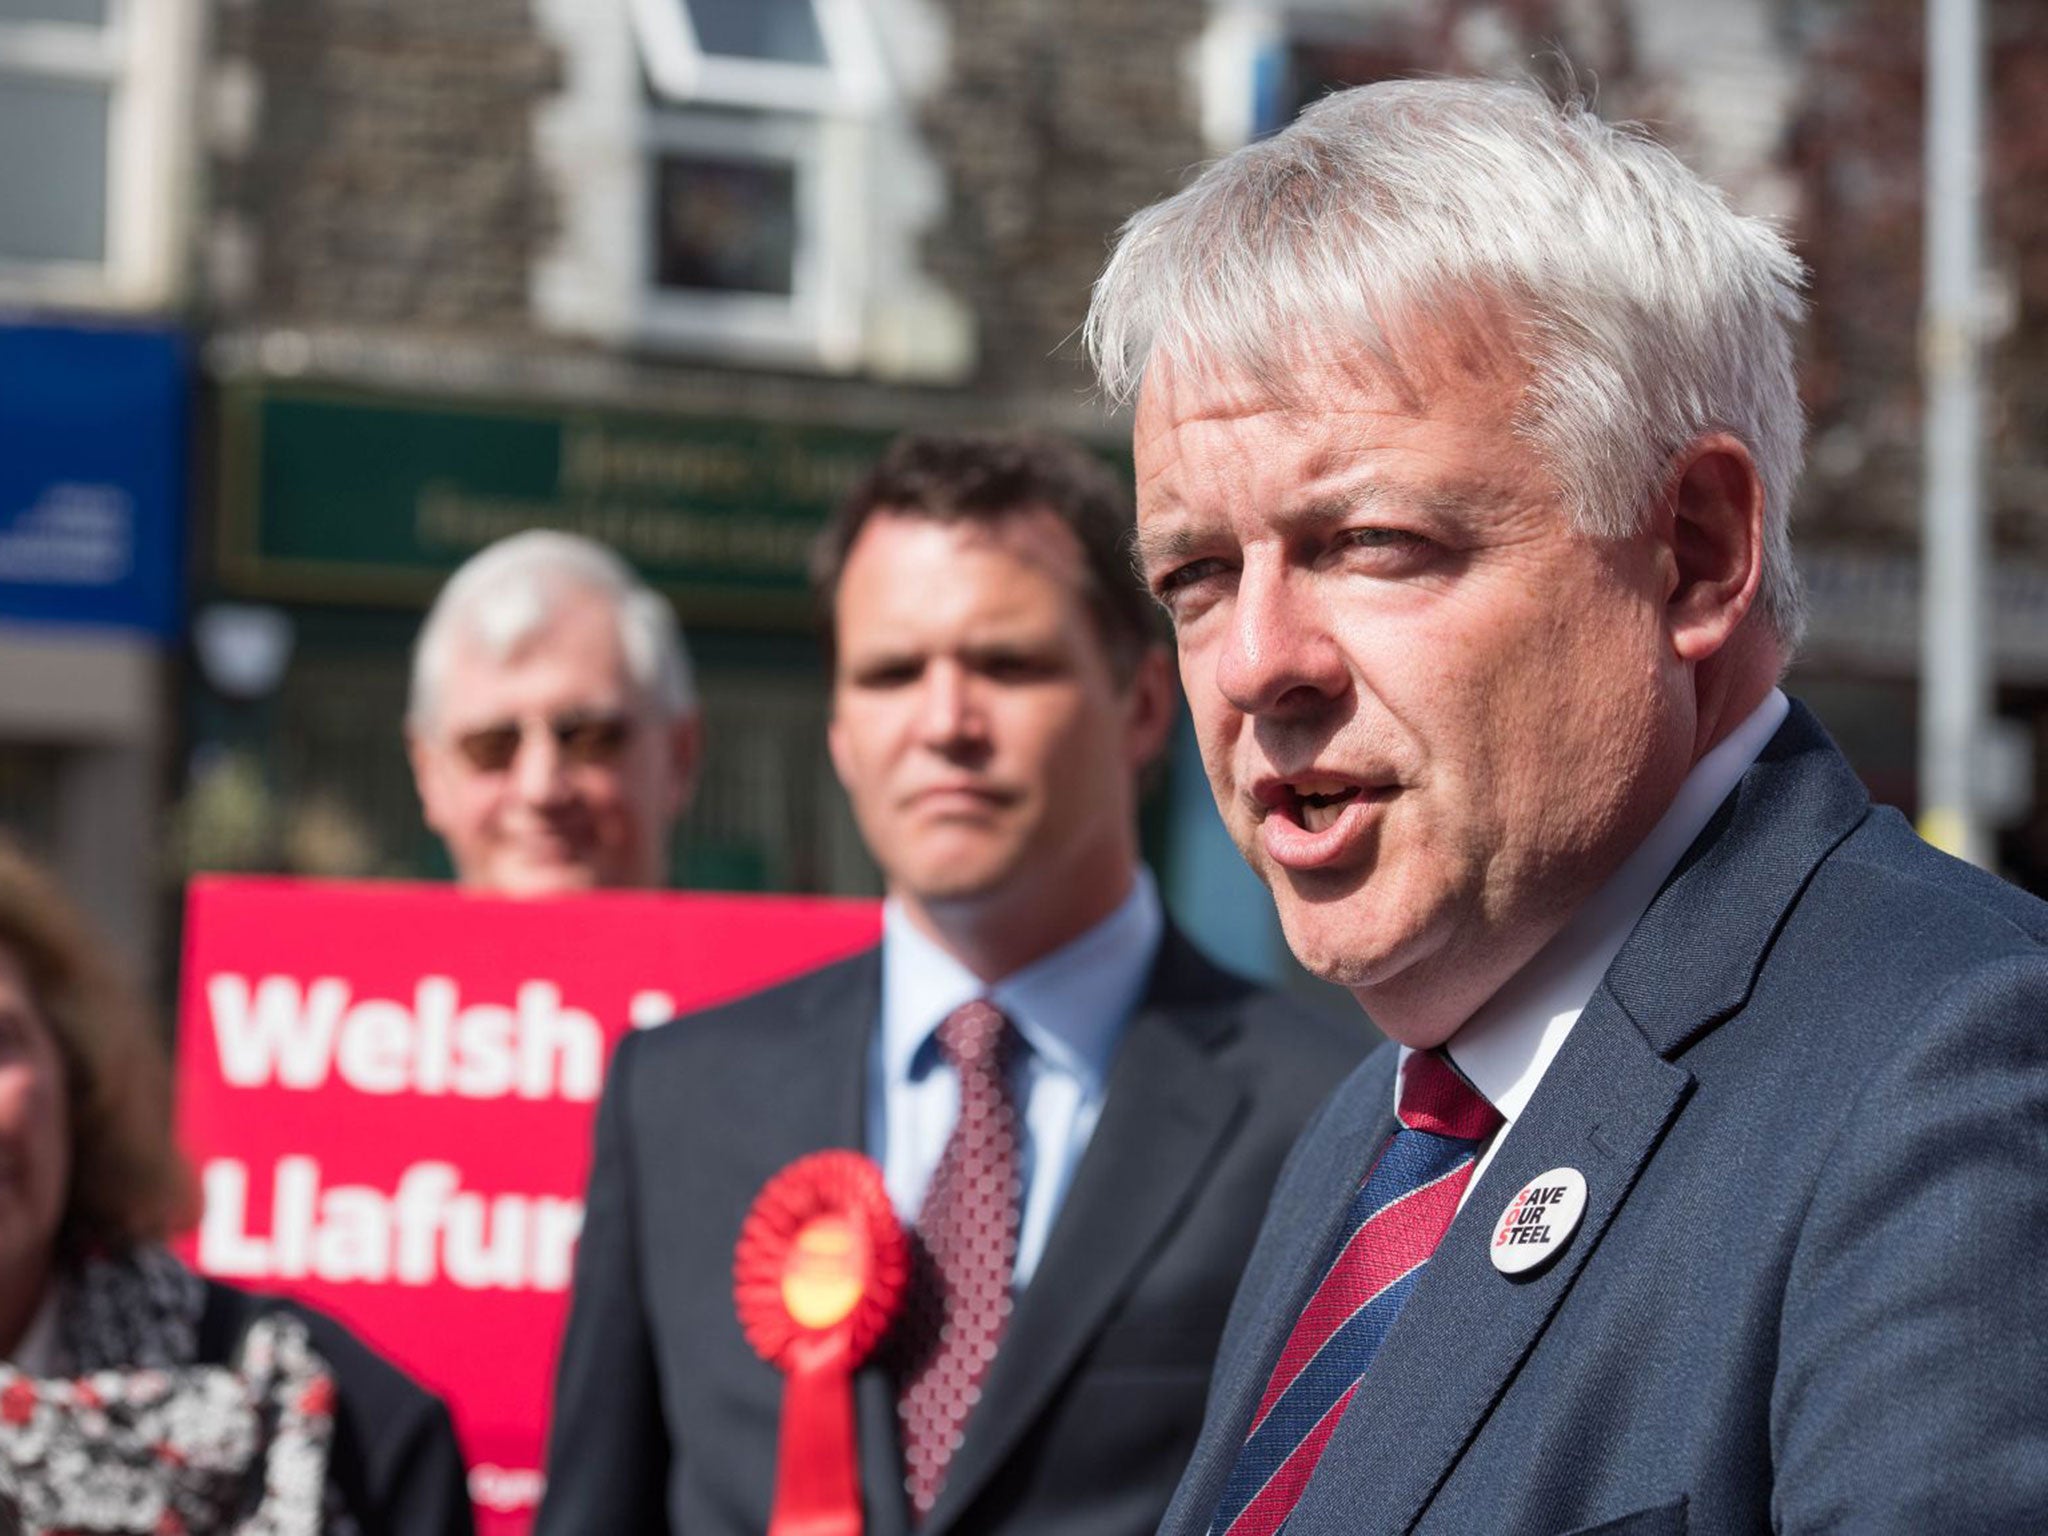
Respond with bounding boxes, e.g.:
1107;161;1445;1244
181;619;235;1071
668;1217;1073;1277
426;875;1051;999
871;869;1164;1287
1401;690;1791;1200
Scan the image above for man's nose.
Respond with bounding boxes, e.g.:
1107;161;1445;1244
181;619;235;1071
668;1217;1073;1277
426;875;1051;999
1213;562;1346;716
510;724;572;804
916;661;984;747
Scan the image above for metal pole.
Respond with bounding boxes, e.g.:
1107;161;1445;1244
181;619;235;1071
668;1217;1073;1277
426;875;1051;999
1919;0;1991;866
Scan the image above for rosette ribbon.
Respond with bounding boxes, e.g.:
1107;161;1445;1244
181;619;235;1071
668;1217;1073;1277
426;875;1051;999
735;1149;910;1536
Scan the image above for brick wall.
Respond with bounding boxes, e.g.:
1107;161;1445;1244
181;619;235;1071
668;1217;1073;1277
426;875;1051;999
210;0;559;332
917;0;1208;396
205;0;1216;412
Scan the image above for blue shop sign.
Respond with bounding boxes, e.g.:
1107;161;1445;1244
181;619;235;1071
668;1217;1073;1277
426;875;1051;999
0;322;187;637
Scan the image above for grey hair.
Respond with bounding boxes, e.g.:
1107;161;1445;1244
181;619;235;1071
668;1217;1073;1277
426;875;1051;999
1086;77;1809;644
407;530;697;733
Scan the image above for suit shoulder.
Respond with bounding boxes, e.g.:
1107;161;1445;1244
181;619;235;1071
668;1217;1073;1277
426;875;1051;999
1157;929;1375;1080
1743;806;2048;1078
1812;807;2048;964
1228;984;1377;1071
621;945;878;1074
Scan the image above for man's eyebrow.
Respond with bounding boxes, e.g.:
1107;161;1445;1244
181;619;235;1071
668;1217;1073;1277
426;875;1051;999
1131;522;1202;577
1131;485;1396;573
844;643;922;673
1281;484;1396;531
1282;482;1486;533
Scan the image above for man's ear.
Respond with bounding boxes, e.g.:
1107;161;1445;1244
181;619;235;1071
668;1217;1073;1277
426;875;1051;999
1123;643;1178;772
1662;433;1766;663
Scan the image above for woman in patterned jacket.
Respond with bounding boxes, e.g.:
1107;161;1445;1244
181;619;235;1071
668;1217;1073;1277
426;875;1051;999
0;839;474;1536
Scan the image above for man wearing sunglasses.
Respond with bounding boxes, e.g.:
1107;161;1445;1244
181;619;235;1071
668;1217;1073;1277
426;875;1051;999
406;530;701;895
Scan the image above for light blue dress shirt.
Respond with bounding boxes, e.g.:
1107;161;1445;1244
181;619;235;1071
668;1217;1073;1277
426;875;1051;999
870;869;1164;1288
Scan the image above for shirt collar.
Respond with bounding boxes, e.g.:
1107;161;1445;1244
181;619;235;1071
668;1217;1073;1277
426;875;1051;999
1425;688;1790;1120
881;868;1164;1092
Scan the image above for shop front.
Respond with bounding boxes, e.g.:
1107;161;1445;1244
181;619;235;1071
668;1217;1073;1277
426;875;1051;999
0;319;188;966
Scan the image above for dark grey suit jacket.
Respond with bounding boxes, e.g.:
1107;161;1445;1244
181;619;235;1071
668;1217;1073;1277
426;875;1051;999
1160;702;2048;1536
537;924;1367;1536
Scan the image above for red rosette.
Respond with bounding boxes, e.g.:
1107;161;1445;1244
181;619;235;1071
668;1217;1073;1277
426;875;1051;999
734;1150;908;1536
735;1149;907;1367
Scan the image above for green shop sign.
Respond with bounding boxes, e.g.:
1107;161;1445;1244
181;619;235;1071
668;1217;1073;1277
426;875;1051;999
216;384;901;626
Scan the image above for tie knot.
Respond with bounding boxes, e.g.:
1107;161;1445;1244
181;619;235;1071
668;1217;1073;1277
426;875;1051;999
935;999;1014;1077
1397;1049;1501;1143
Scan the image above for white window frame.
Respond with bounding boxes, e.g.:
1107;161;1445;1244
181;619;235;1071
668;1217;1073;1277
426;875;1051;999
627;0;887;117
633;104;869;370
1199;2;1433;151
535;0;970;378
0;0;199;310
1197;5;1283;152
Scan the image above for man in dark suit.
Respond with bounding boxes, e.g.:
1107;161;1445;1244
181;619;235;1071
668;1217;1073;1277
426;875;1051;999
1088;78;2048;1534
537;432;1366;1535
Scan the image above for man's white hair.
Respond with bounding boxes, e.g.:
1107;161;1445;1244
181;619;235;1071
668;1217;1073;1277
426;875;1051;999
407;530;698;733
1086;77;1810;644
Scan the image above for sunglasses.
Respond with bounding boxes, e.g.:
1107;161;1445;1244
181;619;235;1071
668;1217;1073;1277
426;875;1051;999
451;711;638;774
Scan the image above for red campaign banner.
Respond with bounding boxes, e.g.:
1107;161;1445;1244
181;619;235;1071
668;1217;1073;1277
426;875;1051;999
171;876;881;1536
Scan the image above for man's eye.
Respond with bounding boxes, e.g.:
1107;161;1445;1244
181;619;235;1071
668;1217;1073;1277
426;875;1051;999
558;716;635;766
1154;557;1231;598
980;655;1058;683
1335;527;1430;556
454;724;522;773
855;662;922;688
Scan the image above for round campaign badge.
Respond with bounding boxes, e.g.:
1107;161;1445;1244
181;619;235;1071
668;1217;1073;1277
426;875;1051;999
1489;1167;1588;1277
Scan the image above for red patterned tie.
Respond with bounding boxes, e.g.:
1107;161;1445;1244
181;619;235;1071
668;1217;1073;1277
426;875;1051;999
1208;1050;1502;1536
896;1000;1023;1522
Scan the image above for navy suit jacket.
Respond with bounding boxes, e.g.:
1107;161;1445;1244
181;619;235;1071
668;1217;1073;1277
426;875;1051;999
537;924;1367;1536
1161;703;2048;1536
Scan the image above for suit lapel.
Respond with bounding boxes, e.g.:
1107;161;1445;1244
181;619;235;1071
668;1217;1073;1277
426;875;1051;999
797;946;876;1154
1286;996;1690;1535
921;933;1248;1536
786;952;918;1536
1603;702;1871;1056
1161;1052;1398;1536
1281;703;1874;1534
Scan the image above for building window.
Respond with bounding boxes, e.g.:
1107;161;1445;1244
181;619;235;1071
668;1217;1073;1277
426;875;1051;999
652;149;798;297
625;0;883;366
535;0;970;378
629;0;879;112
0;0;196;308
1199;3;1640;152
630;103;859;362
1198;8;1420;150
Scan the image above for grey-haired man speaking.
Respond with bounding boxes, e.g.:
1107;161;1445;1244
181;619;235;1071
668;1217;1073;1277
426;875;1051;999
1091;78;2048;1535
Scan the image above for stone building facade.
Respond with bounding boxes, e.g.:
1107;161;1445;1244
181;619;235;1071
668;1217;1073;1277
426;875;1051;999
8;0;2044;964
184;0;1236;921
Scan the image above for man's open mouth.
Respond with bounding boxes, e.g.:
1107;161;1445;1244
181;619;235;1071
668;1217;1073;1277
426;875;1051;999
1293;785;1363;833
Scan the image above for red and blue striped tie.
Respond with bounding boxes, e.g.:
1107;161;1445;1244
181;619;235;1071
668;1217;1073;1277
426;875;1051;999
1209;1049;1503;1536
